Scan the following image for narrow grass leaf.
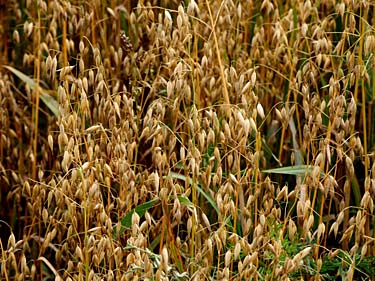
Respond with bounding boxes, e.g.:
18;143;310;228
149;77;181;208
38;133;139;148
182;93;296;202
262;165;325;177
177;196;195;209
164;172;220;215
3;65;59;116
113;197;160;239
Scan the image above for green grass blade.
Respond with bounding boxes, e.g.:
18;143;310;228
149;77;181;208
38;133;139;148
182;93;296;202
164;172;220;216
3;65;59;116
262;165;325;177
177;196;195;209
113;197;160;239
39;92;59;117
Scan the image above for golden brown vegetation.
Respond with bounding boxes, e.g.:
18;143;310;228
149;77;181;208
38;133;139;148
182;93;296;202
1;0;375;280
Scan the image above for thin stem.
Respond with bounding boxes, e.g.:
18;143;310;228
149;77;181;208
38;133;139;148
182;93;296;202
205;0;231;118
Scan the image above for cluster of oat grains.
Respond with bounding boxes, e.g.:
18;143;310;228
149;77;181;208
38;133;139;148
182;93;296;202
1;0;375;280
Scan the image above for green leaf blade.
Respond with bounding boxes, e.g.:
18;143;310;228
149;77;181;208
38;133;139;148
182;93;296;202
262;165;325;177
3;65;59;116
113;197;159;239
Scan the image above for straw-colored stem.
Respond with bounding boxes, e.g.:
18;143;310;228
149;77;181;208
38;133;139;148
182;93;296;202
205;0;231;118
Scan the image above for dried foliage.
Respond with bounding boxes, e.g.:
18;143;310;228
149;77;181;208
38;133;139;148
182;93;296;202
1;0;375;280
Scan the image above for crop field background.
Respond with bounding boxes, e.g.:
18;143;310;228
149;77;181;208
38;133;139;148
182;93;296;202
1;0;375;280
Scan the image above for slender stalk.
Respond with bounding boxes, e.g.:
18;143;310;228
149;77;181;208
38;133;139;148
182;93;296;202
360;5;370;246
254;132;261;228
205;0;231;118
360;8;369;178
32;8;42;279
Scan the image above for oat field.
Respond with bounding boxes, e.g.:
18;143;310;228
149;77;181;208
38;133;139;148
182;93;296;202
1;0;375;280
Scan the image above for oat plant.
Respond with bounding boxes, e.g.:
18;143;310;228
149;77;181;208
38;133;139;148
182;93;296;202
1;0;375;280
